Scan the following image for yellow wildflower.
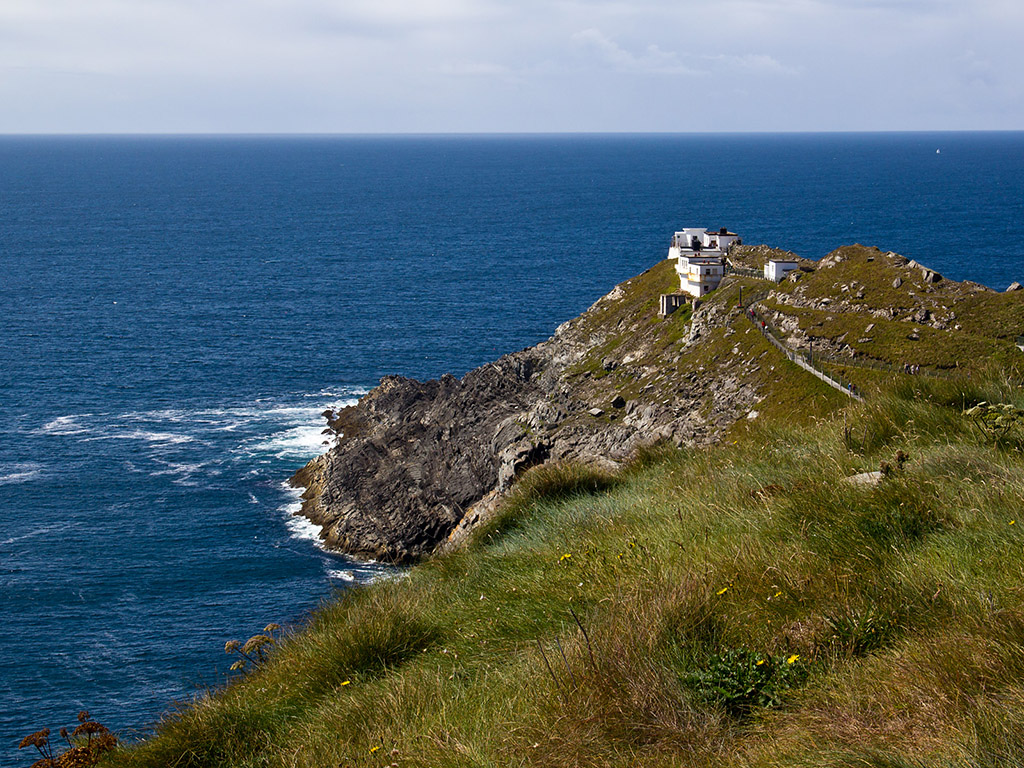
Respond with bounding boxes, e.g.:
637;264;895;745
756;659;765;666
341;680;351;686
716;586;729;595
370;745;380;754
559;553;572;562
786;654;800;664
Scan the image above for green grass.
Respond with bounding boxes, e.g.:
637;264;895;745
83;252;1024;768
98;373;1024;768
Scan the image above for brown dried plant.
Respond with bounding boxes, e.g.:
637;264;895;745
19;712;117;768
224;622;283;672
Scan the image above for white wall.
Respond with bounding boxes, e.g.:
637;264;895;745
765;260;798;282
717;233;740;251
673;228;708;251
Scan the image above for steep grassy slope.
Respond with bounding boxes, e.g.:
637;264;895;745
100;376;1024;768
84;249;1024;768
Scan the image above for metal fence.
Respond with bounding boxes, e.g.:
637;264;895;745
725;264;765;280
745;304;956;382
744;308;864;399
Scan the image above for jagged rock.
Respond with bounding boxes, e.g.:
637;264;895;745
1008;282;1023;292
290;265;771;563
290;244;1022;564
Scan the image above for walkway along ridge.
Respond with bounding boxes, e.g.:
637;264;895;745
744;304;865;401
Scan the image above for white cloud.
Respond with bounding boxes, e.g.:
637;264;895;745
0;0;1021;131
703;54;798;76
570;28;699;75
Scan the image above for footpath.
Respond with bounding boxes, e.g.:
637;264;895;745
744;305;865;401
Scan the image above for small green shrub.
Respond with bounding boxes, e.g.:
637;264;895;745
965;401;1024;443
855;484;946;546
685;646;807;718
297;595;442;694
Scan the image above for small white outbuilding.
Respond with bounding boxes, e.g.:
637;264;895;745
765;259;799;282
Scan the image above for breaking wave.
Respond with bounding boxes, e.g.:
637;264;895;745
0;462;46;486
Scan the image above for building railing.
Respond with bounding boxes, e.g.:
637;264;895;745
724;264;765;279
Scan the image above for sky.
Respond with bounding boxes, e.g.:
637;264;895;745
1;0;1022;133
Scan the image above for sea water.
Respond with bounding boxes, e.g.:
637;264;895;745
1;133;1022;757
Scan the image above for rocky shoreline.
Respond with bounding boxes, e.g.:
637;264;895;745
290;244;1024;564
290;257;764;563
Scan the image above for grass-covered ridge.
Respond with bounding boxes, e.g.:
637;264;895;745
84;248;1024;767
101;372;1024;768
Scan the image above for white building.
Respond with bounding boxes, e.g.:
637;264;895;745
667;227;740;298
765;259;799;282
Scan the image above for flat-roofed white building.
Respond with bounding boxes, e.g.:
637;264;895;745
765;259;799;282
666;227;740;297
677;256;725;297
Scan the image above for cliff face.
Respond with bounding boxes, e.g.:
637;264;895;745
291;245;1024;563
291;258;765;563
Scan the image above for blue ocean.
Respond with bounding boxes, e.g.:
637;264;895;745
1;133;1023;758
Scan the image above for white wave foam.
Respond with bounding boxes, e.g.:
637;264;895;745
240;396;357;461
280;482;326;548
1;522;60;545
329;565;407;585
284;511;326;547
256;425;335;460
303;388;369;399
39;414;92;435
81;430;194;445
0;462;45;485
149;461;209;486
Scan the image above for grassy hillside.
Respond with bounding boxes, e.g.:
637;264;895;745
93;386;1024;767
75;252;1024;768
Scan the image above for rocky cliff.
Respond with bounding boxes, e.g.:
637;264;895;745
290;257;763;563
291;245;1024;563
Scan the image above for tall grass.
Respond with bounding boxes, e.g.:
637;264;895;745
101;378;1024;768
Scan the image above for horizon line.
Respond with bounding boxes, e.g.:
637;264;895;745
0;129;1022;138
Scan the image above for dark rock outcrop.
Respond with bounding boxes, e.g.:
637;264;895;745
292;244;1023;564
290;260;760;563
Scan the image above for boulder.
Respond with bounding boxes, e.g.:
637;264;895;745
845;471;885;488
